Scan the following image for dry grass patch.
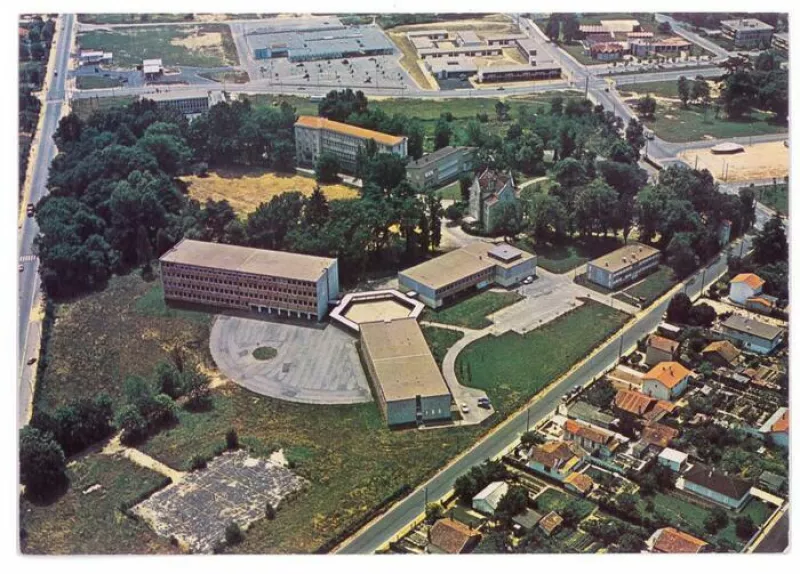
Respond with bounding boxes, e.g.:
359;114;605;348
181;167;359;215
678;140;789;182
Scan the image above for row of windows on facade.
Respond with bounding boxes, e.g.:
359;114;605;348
164;268;315;288
164;280;316;299
435;268;493;297
168;289;316;309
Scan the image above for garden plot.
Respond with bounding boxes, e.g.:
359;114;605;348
133;450;306;553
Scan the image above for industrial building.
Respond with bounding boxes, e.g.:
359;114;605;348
399;242;536;308
294;115;407;172
720;18;775;49
586;242;661;290
405;146;476;190
159;239;339;320
143;90;227;116
142;58;163;79
359;317;453;426
247;24;394;62
476;63;561;83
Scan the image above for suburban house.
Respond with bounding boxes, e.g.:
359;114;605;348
565;401;617;429
526;441;586;482
759;407;788;448
729;273;765;305
586;242;661;290
538;511;564;536
681;464;753;510
427;518;481;554
645;334;680;367
657;447;689;472
607;365;645;391
562;419;627;459
564;472;594;496
746;295;779;315
511;508;543;533
613;389;675;424
472;481;508;516
638;421;680;452
405;146;476;190
642;362;693;401
720;18;775;49
467;169;519;233
647;527;708;553
717;315;785;355
700;340;742;368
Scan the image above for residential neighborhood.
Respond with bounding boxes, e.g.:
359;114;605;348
15;8;789;561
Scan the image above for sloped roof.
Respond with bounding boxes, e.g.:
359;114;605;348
771;409;789;433
652;527;708;553
641;422;679;448
701;340;741;364
565;472;594;494
683;464;753;500
473;481;508;511
538;511;563;535
648;334;680;354
564;419;613;445
644;361;692;389
722;315;784;341
614;389;657;416
295;115;406;147
529;441;584;470
731;273;765;289
429;518;480;554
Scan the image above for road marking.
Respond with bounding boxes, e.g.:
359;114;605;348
20;255;38;263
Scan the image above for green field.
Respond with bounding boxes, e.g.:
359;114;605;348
422;290;524;330
71;95;138;121
620;80;683;99
76;75;125;90
752;183;788;216
616;265;678;307
77;24;239;68
77;13;194;25
560;43;597;66
421;325;465;366
434;180;462;201
534;488;596;521
455;299;630;416
516;236;623;274
20;453;177;554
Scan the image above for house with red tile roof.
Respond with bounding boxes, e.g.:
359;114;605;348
647;527;708;553
759;407;788;448
701;340;742;368
526;440;586;482
613;389;675;424
642;361;693;401
562;419;627;458
730;273;765;305
427;517;481;554
645;335;680;367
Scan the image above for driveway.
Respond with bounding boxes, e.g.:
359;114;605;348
210;313;372;404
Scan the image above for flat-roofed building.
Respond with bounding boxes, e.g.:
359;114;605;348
78;50;113;65
716;314;785;355
406;146;476;189
629;37;692;57
294;115;407;173
424;58;478;80
485;33;527;46
248;24;394;61
456;30;482;47
159;239;339;320
600;19;641;34
398;242;536;308
514;37;538;64
142;58;163;79
407;29;449;40
359;317;452;426
143;90;227;116
418;45;503;59
476;62;561;83
720;18;774;49
586;242;661;290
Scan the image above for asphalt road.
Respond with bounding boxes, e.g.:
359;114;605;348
753;512;789;553
17;14;75;423
338;233;753;554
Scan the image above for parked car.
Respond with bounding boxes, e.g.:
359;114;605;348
26;203;34;216
460;402;470;414
477;397;491;409
523;276;534;285
18;264;24;272
26;357;37;366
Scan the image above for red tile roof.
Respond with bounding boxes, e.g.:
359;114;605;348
640;422;679;448
647;334;679;355
529;441;583;470
701;340;741;364
652;527;708;553
538;511;563;535
771;410;789;433
564;419;613;445
565;472;594;494
428;518;480;554
614;389;656;416
644;361;692;389
731;273;765;290
295;115;405;147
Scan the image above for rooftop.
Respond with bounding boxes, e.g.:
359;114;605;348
159;239;335;282
701;340;741;364
720;18;775;32
473;481;508;511
731;272;765;289
589;242;661;273
658;447;688;464
407;146;475;169
564;419;614;446
648;334;680;354
295;115;406;147
651;527;708;553
144;89;225;103
564;472;594;494
721;314;784;341
512;508;543;530
644;361;692;389
479;63;561;74
528;440;584;470
683;463;753;500
538;511;563;535
456;30;481;44
640;422;679;448
359;317;451;402
428;518;480;554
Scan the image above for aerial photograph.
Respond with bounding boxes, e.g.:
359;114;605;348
15;3;791;560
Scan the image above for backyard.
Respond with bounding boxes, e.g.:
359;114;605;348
435;181;462;201
77;24;239;68
422;289;524;330
516;235;623;274
455;299;630;416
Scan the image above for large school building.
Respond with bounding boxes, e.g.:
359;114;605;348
159;239;339;320
586;242;661;290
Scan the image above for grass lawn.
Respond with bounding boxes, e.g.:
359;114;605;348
616;265;678;307
516;235;623;274
76;75;124;90
20;452;178;554
752;183;788;216
620;80;682;99
421;325;465;366
455;299;630;416
534;488;596;521
71;95;137;121
77;24;239;68
77;13;193;25
180;166;359;216
197;70;251;84
560;43;597;66
422;290;524;330
434;180;462;201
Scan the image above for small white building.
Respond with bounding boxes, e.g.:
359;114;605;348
729;273;765;305
472;481;508;516
657;447;688;472
642;361;692;401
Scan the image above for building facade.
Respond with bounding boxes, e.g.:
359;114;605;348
294;115;407;173
720;18;775;49
159;239;339;320
717;315;784;355
681;464;753;510
586;242;661;290
645;334;680;367
476;63;561;83
405;146;476;190
144;90;227;116
729;273;765;305
468;169;518;232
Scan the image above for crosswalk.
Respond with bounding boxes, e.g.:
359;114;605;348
19;255;38;263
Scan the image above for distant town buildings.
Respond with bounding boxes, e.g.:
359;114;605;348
159;239;339;320
720;18;775;49
405;146;476;190
586;242;661;290
294;115;407;173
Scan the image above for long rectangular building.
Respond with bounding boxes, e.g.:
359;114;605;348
586;242;660;290
159;239;339;320
143;90;227;116
360;317;452;426
295;115;407;173
399;242;536;308
477;63;561;83
405;145;476;190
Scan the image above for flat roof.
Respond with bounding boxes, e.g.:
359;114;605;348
407;146;475;169
589;242;661;273
456;30;481;44
144;89;222;102
720;18;774;32
360;318;451;401
479;63;561;74
426;58;478;74
159;239;335;282
721;314;784;341
295;115;405;147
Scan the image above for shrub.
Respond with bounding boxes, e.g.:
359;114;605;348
116;404;149;445
190;454;209;471
226;428;239;450
266;502;276;520
224;522;243;545
19;426;66;496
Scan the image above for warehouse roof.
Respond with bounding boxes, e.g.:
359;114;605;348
589;242;661;273
721;314;784;341
160;239;335;282
360;317;451;402
295;115;406;147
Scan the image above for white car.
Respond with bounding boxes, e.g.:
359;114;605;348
523;276;534;285
460;402;470;414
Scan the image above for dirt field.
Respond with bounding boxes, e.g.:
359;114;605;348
678;140;789;182
181;168;359;215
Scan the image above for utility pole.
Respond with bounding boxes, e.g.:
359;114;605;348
424;486;428;509
526;408;531;432
700;267;707;296
584;76;589;98
618;334;624;358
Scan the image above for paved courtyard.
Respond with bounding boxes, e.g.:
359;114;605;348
133;450;307;553
210;314;372;404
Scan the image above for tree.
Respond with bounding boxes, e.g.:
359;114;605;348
666;292;692;324
667;232;700;278
433;118;452;150
720;70;758;119
225;428;239;450
444;202;464;221
459;174;473;201
315;152;340;184
615;493;639;520
495;485;528;523
545;15;561;41
752;214;787;265
735;515;756;539
265;502;276;520
616;533;645;553
524;192;568;242
561;14;580;43
495;100;510;121
657;21;672;34
625;118;645;157
454;473;480;504
406;120;425;160
689;302;717;327
135;224;154;274
704;507;729;534
19;427;67;496
425;502;445;524
492;201;523;240
520;431;544;447
638;94;657;119
153;361;184;399
691;76;711;108
552;157;588;189
224;522;244;545
305;186;330;227
677;76;691;108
